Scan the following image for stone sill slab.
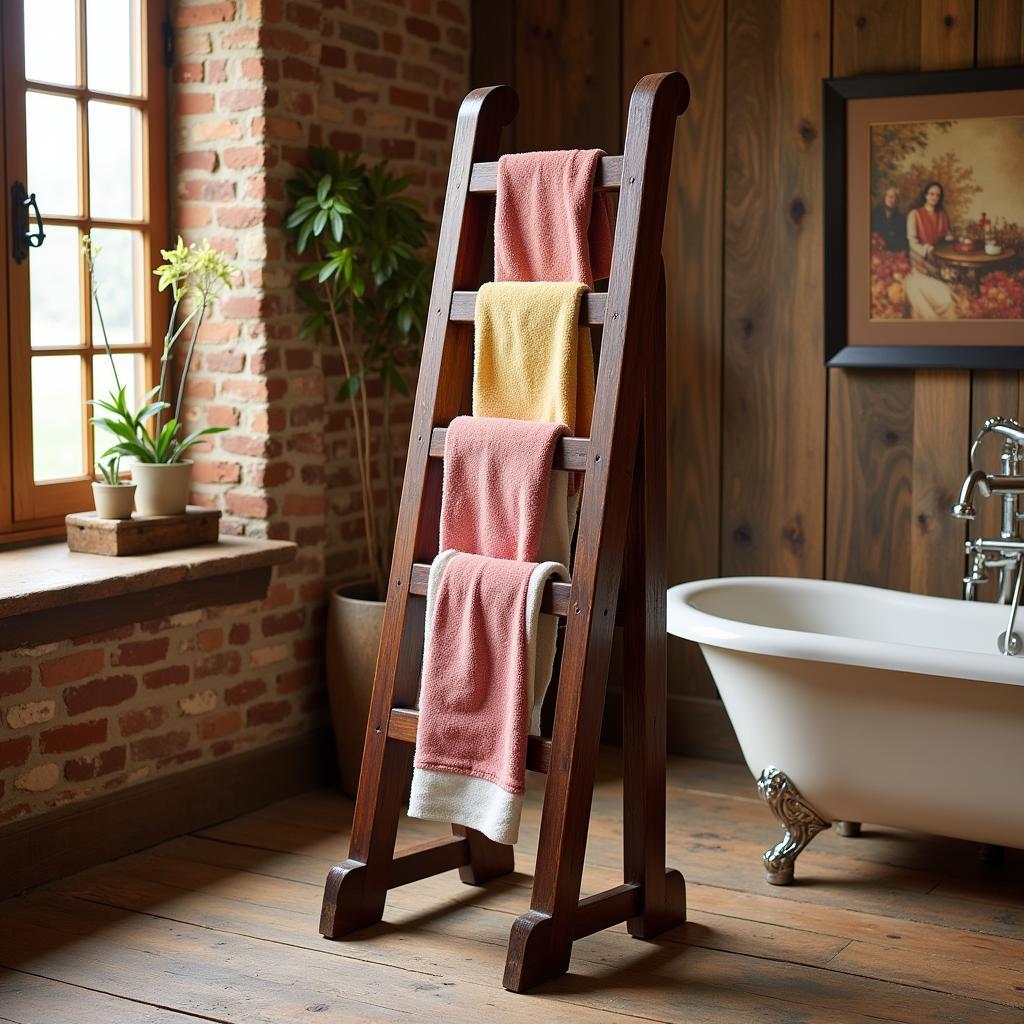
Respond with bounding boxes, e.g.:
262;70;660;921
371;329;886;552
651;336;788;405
0;537;298;651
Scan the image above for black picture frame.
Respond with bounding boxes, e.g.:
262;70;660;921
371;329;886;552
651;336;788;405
824;66;1024;369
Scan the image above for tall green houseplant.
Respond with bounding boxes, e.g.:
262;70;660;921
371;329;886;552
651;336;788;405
286;149;432;598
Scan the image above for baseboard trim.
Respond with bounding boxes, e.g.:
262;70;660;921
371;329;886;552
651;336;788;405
0;725;336;899
603;689;744;763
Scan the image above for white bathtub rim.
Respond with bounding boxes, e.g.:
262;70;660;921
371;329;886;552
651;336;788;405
667;575;1024;688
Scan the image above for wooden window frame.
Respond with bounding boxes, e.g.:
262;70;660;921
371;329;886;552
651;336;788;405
1;0;168;542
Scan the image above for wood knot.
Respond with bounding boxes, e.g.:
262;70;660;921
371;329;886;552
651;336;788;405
782;516;805;555
855;15;867;28
798;119;817;144
790;197;807;225
732;524;753;547
741;317;755;339
944;13;955;27
883;430;900;446
917;513;931;533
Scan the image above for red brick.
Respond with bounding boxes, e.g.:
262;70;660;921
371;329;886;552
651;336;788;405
130;730;191;761
225;492;273;518
217;207;265;229
192;460;242;484
143;664;191;689
276;666;314;694
0;736;32;770
389;86;429;112
406;15;440;41
354;52;395;77
338;20;378;47
321;45;346;68
437;0;466;22
221;88;264;111
246;699;291;726
228;623;251;645
198;628;225;652
120;705;168;737
221;296;263;319
64;744;127;782
222;435;282;459
41;649;104;687
205;350;245;372
196;650;242;679
262;609;306;636
64;674;137;716
175;1;235;27
40;719;107;754
206;404;241;428
177;92;215;115
381;31;402;54
178;179;236;202
249;461;293;487
206;58;228;83
223;146;266;170
178;205;212;228
282;494;325;516
224;678;266;705
198;709;242;741
176;149;218;172
174;62;204;83
0;666;32;698
114;637;170;667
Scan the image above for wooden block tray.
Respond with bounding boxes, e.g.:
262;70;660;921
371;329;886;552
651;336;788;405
66;506;221;556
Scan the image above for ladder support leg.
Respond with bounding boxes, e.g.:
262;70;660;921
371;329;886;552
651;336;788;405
454;825;516;885
622;264;686;939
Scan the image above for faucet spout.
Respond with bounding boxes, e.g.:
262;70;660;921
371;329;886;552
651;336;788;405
952;469;991;520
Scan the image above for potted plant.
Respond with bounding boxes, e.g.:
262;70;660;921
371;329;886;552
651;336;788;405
286;149;430;793
92;455;136;519
85;236;238;516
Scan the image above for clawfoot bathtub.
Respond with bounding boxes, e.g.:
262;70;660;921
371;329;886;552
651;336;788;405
667;577;1024;884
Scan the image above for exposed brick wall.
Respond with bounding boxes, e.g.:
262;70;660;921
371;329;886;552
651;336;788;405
0;0;468;825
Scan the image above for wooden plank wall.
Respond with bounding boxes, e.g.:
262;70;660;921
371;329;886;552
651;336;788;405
471;0;1024;759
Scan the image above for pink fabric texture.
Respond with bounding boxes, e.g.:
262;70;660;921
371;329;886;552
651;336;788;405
439;415;567;562
414;551;536;795
494;149;613;288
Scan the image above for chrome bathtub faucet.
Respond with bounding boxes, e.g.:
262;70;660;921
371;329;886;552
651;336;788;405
952;416;1024;655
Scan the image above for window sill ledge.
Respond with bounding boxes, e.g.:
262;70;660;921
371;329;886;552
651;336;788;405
0;537;298;651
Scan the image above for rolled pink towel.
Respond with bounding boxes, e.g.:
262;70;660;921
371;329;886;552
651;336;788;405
495;149;613;289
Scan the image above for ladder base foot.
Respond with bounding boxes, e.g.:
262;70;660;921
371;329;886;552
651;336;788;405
502;910;570;993
319;860;386;939
457;841;515;886
627;868;687;939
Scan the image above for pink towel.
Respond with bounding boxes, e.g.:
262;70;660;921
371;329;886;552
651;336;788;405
494;149;613;288
409;416;570;845
440;415;567;562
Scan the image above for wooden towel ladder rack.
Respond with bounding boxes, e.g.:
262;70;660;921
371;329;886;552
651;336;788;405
319;71;691;993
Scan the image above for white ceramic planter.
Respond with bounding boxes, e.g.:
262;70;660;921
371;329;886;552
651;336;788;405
91;482;136;520
131;461;193;517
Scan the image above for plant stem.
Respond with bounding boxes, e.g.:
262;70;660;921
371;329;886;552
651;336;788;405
173;298;207;431
91;285;121;394
157;295;182;430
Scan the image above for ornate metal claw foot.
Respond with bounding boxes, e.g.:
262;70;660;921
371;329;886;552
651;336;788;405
757;767;830;886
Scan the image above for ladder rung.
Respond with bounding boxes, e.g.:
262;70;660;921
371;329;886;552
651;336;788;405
469;155;623;194
428;427;589;472
409;562;572;617
450;290;605;325
573;884;642;939
388;707;553;774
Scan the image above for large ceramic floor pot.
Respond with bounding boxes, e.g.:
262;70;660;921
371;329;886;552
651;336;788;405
326;581;385;796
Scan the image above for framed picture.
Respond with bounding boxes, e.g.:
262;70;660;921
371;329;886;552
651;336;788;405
824;67;1024;368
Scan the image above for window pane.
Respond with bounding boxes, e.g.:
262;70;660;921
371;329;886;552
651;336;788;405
24;0;78;87
27;92;81;216
30;225;82;348
93;352;143;464
89;228;142;345
89;101;141;220
87;0;140;95
32;356;85;481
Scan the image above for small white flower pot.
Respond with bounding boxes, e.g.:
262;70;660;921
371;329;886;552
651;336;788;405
131;461;193;517
92;482;136;520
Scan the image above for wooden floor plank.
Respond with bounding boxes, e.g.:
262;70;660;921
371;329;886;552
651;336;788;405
2;754;1021;1024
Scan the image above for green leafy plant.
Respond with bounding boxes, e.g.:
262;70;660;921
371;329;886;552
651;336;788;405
84;235;238;467
286;148;432;598
95;455;124;486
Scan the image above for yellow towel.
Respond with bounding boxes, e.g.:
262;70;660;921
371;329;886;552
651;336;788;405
473;281;594;438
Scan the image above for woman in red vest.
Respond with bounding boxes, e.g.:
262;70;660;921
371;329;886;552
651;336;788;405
904;180;956;319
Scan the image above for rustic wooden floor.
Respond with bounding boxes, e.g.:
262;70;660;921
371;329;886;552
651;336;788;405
1;750;1022;1023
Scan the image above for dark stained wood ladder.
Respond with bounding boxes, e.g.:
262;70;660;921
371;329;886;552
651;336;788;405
319;72;691;993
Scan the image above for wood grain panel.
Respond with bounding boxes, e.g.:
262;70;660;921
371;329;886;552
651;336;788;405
514;0;622;152
622;0;723;698
827;0;922;590
909;1;973;598
722;0;828;579
972;0;1024;566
